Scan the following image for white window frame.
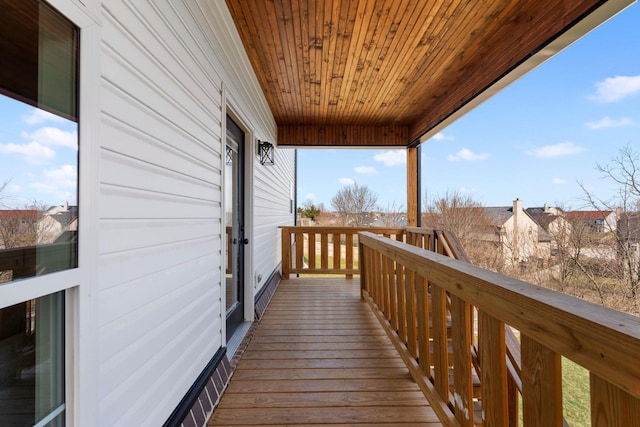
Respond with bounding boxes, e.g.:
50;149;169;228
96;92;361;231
0;1;99;426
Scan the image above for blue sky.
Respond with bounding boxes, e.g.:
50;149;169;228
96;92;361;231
297;3;640;211
0;97;78;208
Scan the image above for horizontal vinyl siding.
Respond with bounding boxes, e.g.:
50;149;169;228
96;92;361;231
253;148;296;294
185;1;295;295
98;1;224;425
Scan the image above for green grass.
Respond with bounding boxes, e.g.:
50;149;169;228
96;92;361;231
517;357;590;426
562;357;590;427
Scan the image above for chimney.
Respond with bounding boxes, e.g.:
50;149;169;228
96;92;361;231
513;199;522;232
513;198;522;213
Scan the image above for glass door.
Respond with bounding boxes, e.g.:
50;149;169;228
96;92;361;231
224;116;245;339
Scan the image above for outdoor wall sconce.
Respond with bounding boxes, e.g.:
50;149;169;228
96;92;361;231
258;140;275;166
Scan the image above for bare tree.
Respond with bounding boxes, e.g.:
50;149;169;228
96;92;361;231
422;189;501;270
578;144;640;313
0;208;40;249
0;200;59;249
330;182;378;226
378;201;406;227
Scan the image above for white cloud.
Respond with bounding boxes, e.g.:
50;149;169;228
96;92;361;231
432;132;454;141
374;150;406;166
447;148;491;161
305;193;317;200
338;178;355;185
21;108;67;125
586;116;634;130
354;166;379;174
0;141;56;164
589;75;640;103
22;127;77;149
525;142;584;158
30;165;77;204
552;178;568;184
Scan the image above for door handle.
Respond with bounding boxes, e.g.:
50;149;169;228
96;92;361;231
232;238;237;244
242;238;249;244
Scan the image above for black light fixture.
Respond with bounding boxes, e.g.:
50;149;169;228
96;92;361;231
258;140;275;166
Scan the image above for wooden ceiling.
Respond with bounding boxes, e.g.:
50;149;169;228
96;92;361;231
226;0;629;147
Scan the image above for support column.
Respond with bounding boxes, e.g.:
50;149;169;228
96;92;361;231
407;146;421;227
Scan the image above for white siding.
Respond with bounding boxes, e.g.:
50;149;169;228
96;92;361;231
94;0;294;426
253;148;296;294
186;1;296;293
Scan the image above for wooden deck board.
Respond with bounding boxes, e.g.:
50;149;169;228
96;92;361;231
209;278;442;426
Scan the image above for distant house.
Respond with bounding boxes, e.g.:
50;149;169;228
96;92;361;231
483;199;551;268
39;203;78;244
526;205;571;256
616;212;640;277
0;210;40;249
566;210;617;233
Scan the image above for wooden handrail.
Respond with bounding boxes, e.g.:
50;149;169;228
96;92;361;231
279;226;405;279
0;241;77;282
359;231;640;426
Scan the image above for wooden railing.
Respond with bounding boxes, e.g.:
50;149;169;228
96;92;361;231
280;226;404;279
359;231;640;427
0;241;77;282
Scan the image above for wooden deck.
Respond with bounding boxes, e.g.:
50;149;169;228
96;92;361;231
209;278;441;426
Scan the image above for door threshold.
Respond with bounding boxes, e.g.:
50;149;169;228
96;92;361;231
226;321;252;360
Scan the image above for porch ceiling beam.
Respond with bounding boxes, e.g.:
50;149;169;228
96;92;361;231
278;125;408;147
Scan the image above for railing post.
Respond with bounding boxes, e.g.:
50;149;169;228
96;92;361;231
281;227;291;279
359;237;366;300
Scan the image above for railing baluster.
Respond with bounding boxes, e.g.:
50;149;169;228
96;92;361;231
333;233;340;271
480;310;508;426
295;231;304;272
380;253;389;316
431;283;449;400
308;232;316;270
321;232;328;269
415;274;430;376
521;334;562;427
397;263;407;341
590;372;640;426
405;269;417;357
388;256;398;329
346;233;354;280
451;295;474;426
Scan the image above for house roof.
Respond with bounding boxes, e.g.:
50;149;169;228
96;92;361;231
483;207;514;227
0;210;38;220
226;1;632;147
566;211;614;220
526;208;557;230
484;206;513;226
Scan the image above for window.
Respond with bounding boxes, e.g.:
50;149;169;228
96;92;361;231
0;0;79;285
0;293;65;426
0;0;78;425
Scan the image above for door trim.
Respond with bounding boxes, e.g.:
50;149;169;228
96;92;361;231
221;100;255;345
